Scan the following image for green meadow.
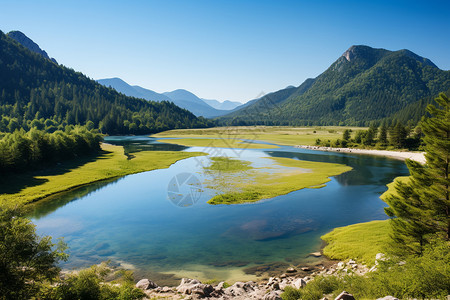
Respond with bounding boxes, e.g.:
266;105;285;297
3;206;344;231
0;144;205;206
204;156;352;205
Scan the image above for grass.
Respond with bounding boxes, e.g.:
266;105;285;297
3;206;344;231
0;143;205;206
204;156;352;205
321;220;391;266
153;126;366;146
380;176;410;201
157;137;279;149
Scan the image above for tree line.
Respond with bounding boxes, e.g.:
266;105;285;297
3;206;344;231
0;126;102;174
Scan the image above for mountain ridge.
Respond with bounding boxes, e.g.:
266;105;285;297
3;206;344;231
218;45;450;126
7;30;57;64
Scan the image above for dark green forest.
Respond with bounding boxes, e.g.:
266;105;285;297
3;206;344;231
0;30;212;135
219;46;450;126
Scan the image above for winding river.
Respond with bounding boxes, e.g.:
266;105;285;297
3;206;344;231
29;136;408;285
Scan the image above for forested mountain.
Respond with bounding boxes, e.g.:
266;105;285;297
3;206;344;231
0;30;212;135
98;78;232;118
7;30;57;63
218;45;450;126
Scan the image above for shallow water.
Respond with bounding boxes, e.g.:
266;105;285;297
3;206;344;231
29;136;408;285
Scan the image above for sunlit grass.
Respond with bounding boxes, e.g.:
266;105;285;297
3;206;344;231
204;156;352;205
0;144;205;206
321;220;391;266
154;126;366;146
157;137;279;149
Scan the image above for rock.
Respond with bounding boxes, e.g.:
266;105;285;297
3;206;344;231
310;251;322;257
263;291;282;300
335;291;355;300
176;278;214;297
135;278;158;290
301;267;311;271
225;281;256;296
267;277;278;285
337;262;345;269
376;296;399;300
280;273;287;278
286;267;297;273
216;281;226;290
348;259;356;264
375;253;386;265
292;278;307;289
368;265;377;272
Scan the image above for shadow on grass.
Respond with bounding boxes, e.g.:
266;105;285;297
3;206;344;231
0;149;113;195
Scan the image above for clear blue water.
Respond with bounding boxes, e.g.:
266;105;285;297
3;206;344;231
29;136;409;285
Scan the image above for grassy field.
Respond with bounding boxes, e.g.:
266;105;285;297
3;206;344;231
154;126;366;146
204;156;352;205
0;144;205;206
157;137;279;149
320;176;409;265
321;220;391;266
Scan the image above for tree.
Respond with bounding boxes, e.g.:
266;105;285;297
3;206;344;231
342;129;351;141
0;205;68;299
378;125;388;146
384;93;450;255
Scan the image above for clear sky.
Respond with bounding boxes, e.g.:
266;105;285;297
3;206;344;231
1;0;449;103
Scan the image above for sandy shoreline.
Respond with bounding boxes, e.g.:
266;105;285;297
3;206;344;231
296;145;426;164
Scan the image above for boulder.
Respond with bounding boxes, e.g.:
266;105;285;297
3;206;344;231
176;278;214;297
335;291;355;300
263;291;282;300
286;267;297;273
224;281;256;296
376;297;399;300
292;278;307;289
135;278;158;290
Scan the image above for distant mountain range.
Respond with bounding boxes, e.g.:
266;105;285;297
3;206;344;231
97;78;244;118
0;30;210;135
218;45;450;126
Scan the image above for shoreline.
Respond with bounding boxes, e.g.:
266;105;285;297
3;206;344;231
296;145;426;164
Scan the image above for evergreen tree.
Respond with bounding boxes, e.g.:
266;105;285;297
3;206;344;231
378;125;388;145
384;93;450;255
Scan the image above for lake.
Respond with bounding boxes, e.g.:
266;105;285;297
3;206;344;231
29;136;409;285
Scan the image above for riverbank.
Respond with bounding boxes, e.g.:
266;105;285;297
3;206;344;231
0;143;205;206
296;145;426;164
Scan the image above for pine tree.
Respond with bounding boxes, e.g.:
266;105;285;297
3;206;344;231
384;93;450;255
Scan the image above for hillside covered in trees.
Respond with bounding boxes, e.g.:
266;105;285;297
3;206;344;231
219;45;450;126
0;30;212;135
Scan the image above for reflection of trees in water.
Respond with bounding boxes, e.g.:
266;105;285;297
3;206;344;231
105;137;187;155
28;178;122;219
265;150;409;186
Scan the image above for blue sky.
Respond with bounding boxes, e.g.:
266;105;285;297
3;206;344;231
1;0;449;102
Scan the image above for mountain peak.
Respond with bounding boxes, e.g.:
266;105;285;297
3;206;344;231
7;30;57;63
341;45;387;62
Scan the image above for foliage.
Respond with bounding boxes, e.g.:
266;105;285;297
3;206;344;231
0;205;67;300
0;30;212;136
384;92;450;255
218;46;450;126
283;240;450;300
41;262;145;300
0;125;102;174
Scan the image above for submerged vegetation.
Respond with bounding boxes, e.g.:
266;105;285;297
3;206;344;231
204;156;351;205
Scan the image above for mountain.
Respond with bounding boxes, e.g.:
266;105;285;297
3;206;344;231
7;31;57;63
97;78;171;102
202;99;242;110
218;45;450;126
0;30;211;135
97;78;230;118
162;89;230;118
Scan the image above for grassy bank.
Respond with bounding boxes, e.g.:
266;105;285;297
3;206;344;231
157;137;279;149
204;156;352;205
154;126;365;146
0;143;205;206
321;220;391;266
320;176;411;265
